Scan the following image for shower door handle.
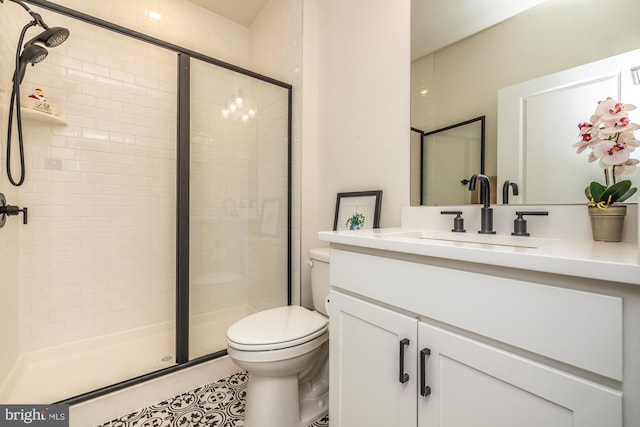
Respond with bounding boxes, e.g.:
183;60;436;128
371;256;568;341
399;338;410;383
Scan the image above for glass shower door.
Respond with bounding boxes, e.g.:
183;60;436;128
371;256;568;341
189;58;290;359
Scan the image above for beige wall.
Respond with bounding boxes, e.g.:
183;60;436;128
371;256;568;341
413;0;640;177
300;0;411;305
315;0;411;230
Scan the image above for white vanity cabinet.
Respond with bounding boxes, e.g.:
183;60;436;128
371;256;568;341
417;322;620;427
328;247;626;427
329;290;418;426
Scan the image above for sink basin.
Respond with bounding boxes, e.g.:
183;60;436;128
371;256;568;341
409;230;543;249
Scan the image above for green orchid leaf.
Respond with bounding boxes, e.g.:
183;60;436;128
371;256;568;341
617;186;638;203
600;180;632;203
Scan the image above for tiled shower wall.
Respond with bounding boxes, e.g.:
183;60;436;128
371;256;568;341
18;14;179;352
0;2;24;385
2;0;302;354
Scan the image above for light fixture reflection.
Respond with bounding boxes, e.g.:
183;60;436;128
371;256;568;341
221;89;256;123
235;90;244;105
147;10;163;21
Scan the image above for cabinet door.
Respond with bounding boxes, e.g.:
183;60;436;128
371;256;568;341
329;290;418;427
418;323;622;427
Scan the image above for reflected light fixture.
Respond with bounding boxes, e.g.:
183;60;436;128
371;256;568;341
420;88;429;96
234;90;244;106
221;89;255;122
147;10;163;21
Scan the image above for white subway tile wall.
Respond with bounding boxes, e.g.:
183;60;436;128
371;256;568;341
0;1;25;390
18;14;178;352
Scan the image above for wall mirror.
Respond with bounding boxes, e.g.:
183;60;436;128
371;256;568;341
410;0;640;205
412;117;485;206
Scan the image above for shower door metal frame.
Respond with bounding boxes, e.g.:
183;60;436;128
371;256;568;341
22;0;293;405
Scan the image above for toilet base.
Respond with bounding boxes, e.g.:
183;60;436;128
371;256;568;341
244;373;299;427
244;373;329;427
242;348;329;427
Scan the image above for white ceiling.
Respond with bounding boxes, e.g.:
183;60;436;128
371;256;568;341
185;0;270;27
411;0;550;60
186;0;549;59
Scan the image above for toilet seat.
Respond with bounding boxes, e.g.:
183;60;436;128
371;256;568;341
227;305;328;352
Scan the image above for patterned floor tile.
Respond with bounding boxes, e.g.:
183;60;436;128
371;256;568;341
98;372;329;427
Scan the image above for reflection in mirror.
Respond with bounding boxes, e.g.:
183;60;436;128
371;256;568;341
412;117;485;206
411;0;640;205
497;49;640;205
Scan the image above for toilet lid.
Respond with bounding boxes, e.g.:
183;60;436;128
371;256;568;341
227;306;328;351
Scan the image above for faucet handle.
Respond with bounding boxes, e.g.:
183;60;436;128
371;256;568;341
512;211;549;236
441;210;466;233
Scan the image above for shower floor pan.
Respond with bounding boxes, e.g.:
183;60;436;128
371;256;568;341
0;305;253;404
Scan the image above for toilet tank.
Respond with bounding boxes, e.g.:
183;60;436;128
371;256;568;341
309;248;330;316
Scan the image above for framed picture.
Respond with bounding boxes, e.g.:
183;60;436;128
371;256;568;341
333;190;382;231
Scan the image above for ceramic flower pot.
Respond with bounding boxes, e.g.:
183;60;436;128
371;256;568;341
587;205;627;242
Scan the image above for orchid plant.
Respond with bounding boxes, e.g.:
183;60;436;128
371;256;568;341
574;98;639;208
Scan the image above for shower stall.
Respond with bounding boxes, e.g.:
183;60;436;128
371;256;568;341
0;1;291;404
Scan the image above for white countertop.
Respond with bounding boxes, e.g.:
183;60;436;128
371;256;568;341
319;227;640;285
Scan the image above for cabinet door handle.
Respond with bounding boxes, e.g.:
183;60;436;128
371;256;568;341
420;348;432;396
399;338;410;384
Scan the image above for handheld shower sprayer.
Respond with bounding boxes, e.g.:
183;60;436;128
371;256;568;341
17;44;48;83
2;0;70;186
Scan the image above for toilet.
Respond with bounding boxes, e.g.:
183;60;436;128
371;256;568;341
226;248;331;427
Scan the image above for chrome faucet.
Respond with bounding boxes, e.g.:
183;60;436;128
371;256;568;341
468;174;495;234
502;180;519;204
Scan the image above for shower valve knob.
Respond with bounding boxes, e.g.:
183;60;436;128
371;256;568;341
1;205;28;224
0;193;28;226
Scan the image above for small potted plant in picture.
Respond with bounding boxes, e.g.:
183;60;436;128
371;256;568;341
574;97;639;241
346;212;366;230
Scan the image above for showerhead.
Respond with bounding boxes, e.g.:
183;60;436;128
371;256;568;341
24;26;70;48
21;44;48;64
3;0;71;187
16;44;48;84
3;0;71;48
16;22;70;85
